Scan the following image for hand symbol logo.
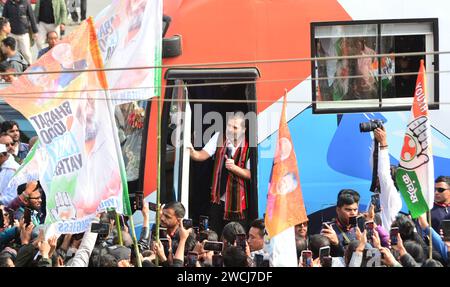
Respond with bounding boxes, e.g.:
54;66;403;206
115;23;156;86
399;116;430;170
50;192;77;221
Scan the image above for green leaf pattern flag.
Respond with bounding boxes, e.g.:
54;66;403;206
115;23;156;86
395;60;434;218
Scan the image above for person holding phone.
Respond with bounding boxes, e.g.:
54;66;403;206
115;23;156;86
160;201;195;256
7;181;45;227
321;189;360;256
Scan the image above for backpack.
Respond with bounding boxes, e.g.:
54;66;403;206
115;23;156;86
7;53;29;72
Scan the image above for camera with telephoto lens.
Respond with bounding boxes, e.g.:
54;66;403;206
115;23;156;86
359;119;383;133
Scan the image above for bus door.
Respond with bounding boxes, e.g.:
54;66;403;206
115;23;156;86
161;68;260;227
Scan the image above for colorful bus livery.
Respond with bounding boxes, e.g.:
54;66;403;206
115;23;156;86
136;0;450;230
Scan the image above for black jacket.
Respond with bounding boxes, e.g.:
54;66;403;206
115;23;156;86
431;203;450;232
2;0;38;35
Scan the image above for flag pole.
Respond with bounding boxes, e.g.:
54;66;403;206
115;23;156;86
115;209;123;246
155;71;163;268
428;210;432;259
86;17;141;266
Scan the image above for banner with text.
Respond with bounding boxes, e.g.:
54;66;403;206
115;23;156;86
95;0;163;104
1;20;125;234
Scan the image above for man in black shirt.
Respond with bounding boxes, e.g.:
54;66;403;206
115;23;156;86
2;0;38;65
34;0;66;52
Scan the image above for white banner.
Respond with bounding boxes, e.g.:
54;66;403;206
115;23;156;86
95;0;163;105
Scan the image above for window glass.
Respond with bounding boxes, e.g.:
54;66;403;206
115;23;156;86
312;20;437;113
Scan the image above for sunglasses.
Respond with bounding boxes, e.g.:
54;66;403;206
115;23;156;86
435;187;449;193
0;152;8;157
4;142;14;147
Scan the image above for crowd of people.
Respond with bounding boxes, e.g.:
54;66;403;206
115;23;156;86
0;0;87;83
0;114;449;267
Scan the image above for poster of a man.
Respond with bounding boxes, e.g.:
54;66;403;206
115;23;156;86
276;172;298;195
51;43;88;88
355;39;377;99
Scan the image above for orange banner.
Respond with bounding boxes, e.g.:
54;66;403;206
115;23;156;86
265;96;308;238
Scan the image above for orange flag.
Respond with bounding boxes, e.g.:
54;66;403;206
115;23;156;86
265;95;308;238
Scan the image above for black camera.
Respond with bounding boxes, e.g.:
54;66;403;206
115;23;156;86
359;119;383;133
203;241;224;252
182;218;193;229
91;222;111;235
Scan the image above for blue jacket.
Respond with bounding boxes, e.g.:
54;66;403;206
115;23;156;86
421;225;448;264
17;142;30;161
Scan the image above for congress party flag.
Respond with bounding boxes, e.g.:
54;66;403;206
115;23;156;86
395;60;434;218
95;0;163;104
1;19;126;234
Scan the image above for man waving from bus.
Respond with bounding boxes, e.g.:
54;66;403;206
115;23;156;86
188;111;251;236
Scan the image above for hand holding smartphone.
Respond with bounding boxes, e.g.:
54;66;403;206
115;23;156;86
199;215;209;231
365;221;375;243
235;233;247;252
182;218;193;229
348;216;357;228
23;208;32;227
148;202;157;212
442;220;450;241
187;251;198;267
390;227;399;246
301;250;312;267
371;193;381;213
203;241;224;252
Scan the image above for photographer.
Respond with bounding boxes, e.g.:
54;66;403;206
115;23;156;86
191;230;219;267
373;126;403;230
153;219;192;267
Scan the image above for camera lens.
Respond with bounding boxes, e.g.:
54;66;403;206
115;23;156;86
359;122;374;133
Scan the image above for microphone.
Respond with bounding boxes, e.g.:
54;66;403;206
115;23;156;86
226;147;232;159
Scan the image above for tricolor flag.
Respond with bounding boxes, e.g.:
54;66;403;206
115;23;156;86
95;0;163;105
395;60;434;218
1;19;129;233
264;95;308;266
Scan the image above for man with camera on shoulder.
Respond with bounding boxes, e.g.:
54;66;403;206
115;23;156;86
372;124;403;231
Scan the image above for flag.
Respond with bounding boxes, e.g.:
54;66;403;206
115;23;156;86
95;0;163;105
1;19;127;234
395;60;434;218
264;95;308;266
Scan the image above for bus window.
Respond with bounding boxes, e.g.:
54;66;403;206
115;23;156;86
162;68;260;227
115;100;149;194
